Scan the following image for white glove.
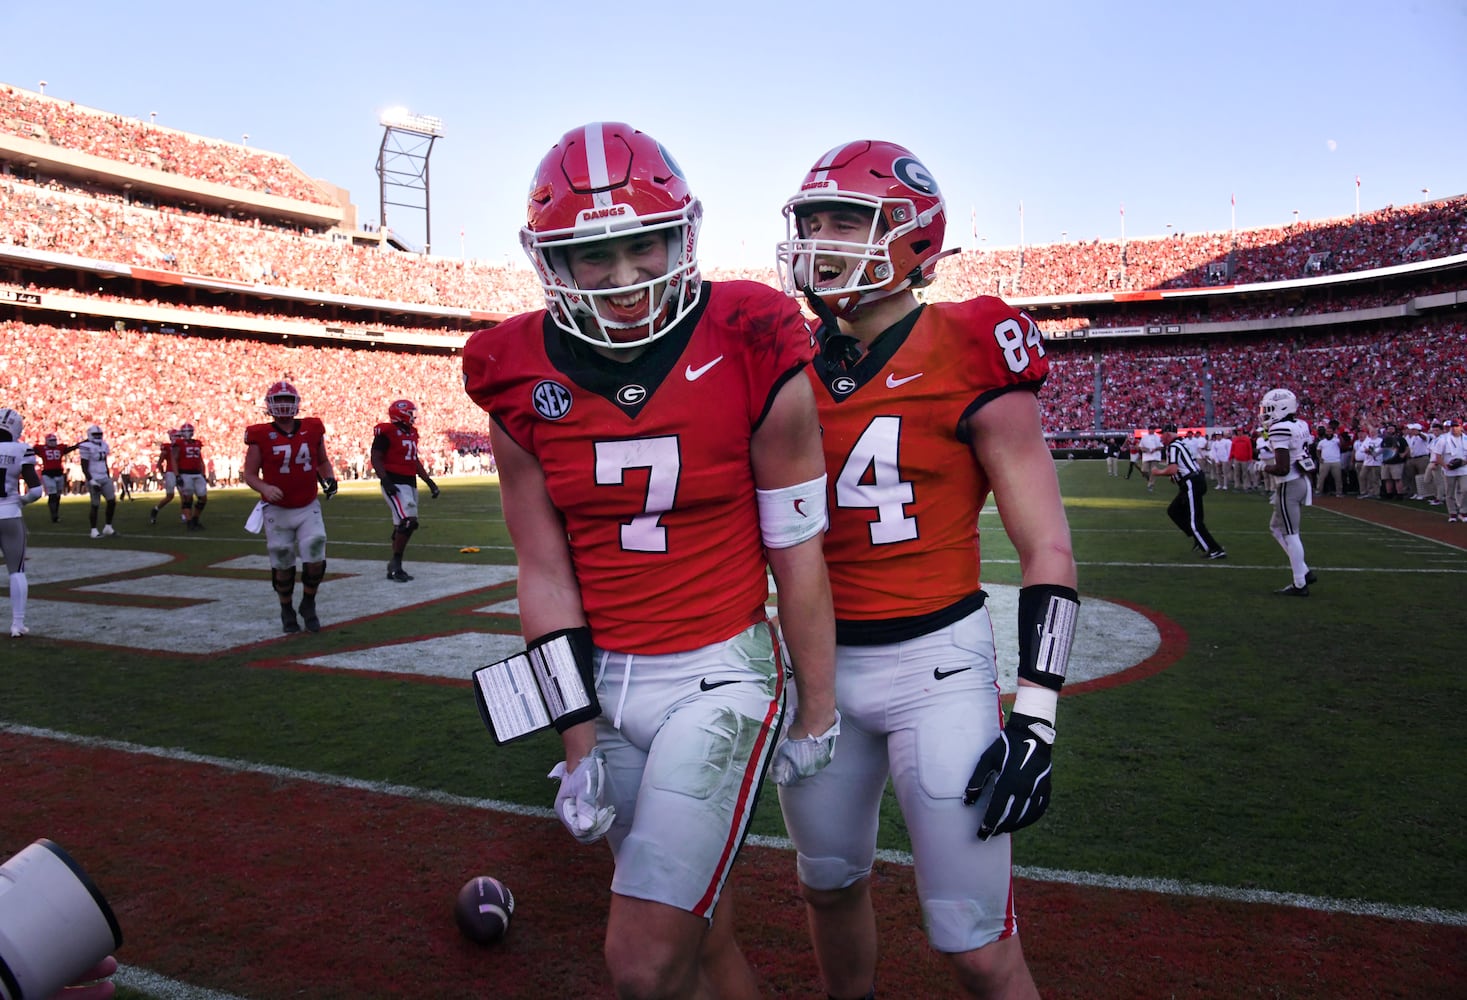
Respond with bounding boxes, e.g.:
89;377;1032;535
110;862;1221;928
770;711;841;786
548;747;615;844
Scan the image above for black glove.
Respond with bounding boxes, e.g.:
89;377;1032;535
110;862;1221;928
320;477;339;499
428;481;440;499
963;711;1054;840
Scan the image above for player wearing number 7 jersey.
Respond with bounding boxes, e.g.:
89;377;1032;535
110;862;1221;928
774;139;1079;999
242;380;337;635
462;122;837;1000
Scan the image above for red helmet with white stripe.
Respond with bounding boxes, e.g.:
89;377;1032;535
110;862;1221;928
521;122;702;350
776;140;950;319
265;381;300;419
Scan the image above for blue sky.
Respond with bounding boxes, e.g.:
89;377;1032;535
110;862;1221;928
8;0;1464;269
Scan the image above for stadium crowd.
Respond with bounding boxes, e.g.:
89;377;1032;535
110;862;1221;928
1043;321;1467;433
6;314;1463;494
2;169;1462;312
1;86;335;205
0;320;493;491
0;175;539;312
4;85;1465;479
924;197;1467;299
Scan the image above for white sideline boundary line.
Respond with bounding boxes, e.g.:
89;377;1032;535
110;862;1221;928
113;967;249;1000
5;723;1463;931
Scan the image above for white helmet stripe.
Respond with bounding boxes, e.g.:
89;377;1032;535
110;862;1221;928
809;142;862;184
585;122;614;210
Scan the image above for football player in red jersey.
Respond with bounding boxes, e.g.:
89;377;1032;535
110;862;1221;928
464;122;838;1000
150;429;180;526
172;423;209;530
38;432;67;523
241;381;337;634
773;141;1079;1000
371;399;439;582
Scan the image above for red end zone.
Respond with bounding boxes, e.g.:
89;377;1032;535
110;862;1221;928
3;732;1460;998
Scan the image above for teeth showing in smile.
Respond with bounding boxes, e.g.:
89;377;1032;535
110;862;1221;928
608;291;646;310
816;261;843;284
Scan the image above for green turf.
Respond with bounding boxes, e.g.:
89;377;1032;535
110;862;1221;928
4;466;1464;935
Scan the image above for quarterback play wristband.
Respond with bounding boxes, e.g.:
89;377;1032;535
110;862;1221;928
1017;584;1079;692
472;627;601;744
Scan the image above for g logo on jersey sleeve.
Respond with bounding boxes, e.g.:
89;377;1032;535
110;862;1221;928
533;380;573;420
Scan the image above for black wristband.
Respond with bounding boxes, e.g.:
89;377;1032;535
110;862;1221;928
1017;584;1080;692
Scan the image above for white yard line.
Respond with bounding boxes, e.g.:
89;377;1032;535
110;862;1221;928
6;723;1462;929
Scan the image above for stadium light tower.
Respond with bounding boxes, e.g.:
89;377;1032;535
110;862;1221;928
376;108;444;254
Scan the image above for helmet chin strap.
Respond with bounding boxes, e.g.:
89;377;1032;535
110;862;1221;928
801;284;863;370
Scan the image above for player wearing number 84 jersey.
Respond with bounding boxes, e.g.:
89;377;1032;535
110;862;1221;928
774;138;1079;998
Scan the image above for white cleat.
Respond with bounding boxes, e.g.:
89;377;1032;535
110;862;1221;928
102;525;116;537
10;625;27;638
90;528;101;538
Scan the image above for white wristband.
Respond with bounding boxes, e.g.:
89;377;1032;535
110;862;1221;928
1013;685;1059;726
756;474;827;549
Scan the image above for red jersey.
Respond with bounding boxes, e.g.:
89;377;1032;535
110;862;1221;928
175;438;206;473
372;422;421;478
464;281;811;655
156;444;174;474
810;298;1048;624
38;443;66;474
244;418;328;508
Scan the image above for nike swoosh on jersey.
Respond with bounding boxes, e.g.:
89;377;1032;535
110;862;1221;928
933;666;971;680
685;356;725;381
885;372;924;388
699;678;740;691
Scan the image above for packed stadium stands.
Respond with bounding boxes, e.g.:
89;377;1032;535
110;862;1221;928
3;81;1465;470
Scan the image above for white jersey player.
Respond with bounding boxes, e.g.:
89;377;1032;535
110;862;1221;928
74;424;118;538
1260;388;1316;596
0;407;43;636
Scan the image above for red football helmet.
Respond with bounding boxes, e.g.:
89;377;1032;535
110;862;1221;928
265;381;300;418
388;399;416;426
776;140;951;319
167;428;181;442
45;433;59;446
521;122;703;349
179;422;195;439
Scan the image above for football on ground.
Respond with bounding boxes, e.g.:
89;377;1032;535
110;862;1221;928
454;876;514;945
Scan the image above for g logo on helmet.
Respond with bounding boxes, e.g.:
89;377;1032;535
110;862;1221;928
532;380;573;420
892;156;939;197
657;143;686;180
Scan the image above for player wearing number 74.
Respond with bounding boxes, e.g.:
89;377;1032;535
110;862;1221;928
774;139;1079;999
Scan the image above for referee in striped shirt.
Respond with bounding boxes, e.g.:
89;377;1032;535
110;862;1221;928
1158;424;1226;559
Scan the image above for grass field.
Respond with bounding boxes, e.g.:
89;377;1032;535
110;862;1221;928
2;464;1464;998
